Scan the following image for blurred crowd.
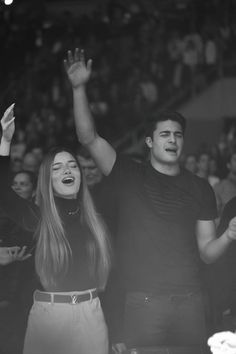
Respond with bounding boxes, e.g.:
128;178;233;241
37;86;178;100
1;0;236;151
1;0;236;352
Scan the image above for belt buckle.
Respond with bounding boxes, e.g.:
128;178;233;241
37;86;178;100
71;294;79;305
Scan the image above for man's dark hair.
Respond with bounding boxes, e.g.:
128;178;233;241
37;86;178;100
145;110;186;138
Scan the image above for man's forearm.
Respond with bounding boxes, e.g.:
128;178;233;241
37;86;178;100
73;85;97;146
0;137;11;156
202;231;233;263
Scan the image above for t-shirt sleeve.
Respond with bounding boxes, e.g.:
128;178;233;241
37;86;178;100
0;156;39;231
197;178;218;220
217;197;236;236
109;153;139;183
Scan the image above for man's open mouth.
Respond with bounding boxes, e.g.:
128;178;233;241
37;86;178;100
165;148;177;153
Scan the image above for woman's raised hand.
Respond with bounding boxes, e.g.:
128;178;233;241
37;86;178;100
64;48;92;89
1;103;15;143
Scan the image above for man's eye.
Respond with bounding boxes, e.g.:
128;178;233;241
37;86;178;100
160;133;169;137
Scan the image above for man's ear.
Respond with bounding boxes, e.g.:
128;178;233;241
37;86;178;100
145;136;152;148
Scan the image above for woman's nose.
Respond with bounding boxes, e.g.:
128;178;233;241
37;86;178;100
63;164;71;173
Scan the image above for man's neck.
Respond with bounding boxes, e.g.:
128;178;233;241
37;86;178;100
150;160;180;176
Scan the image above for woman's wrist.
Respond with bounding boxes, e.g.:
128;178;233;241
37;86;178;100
0;136;11;156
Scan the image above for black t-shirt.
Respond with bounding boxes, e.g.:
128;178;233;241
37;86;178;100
107;154;217;292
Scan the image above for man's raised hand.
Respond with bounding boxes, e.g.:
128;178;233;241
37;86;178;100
64;48;92;89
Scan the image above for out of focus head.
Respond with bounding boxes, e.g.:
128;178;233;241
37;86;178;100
227;151;236;175
76;147;103;188
184;153;197;174
31;147;44;165
11;170;36;200
37;148;83;204
197;152;210;174
22;152;40;173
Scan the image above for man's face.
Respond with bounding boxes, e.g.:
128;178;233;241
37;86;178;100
77;156;102;188
146;120;184;169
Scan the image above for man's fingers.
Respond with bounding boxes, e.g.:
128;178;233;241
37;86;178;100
67;50;73;64
2;103;15;122
74;47;79;61
87;59;93;72
79;49;85;63
4;117;15;128
63;59;69;71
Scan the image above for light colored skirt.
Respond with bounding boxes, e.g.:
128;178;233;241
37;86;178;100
23;289;108;354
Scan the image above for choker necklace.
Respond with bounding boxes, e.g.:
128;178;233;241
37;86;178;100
68;206;80;216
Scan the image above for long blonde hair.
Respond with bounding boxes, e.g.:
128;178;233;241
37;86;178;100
35;147;112;290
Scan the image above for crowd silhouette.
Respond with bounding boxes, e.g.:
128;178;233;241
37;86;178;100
1;0;236;353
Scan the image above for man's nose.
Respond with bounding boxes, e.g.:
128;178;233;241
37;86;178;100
169;133;176;143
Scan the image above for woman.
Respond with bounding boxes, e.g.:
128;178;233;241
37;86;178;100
0;103;112;354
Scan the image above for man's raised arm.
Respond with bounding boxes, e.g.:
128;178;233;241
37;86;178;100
64;48;116;175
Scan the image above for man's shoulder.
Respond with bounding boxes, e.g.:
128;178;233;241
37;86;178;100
181;168;215;194
115;153;146;172
181;168;205;183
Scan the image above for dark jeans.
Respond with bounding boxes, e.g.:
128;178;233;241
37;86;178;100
124;291;207;349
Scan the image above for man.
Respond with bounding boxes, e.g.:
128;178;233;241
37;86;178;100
64;48;236;352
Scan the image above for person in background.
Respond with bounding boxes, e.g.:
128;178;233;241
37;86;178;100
0;103;112;354
76;145;103;190
196;151;220;187
184;153;198;174
22;151;41;174
0;169;37;354
64;48;236;353
214;151;236;217
213;195;236;329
